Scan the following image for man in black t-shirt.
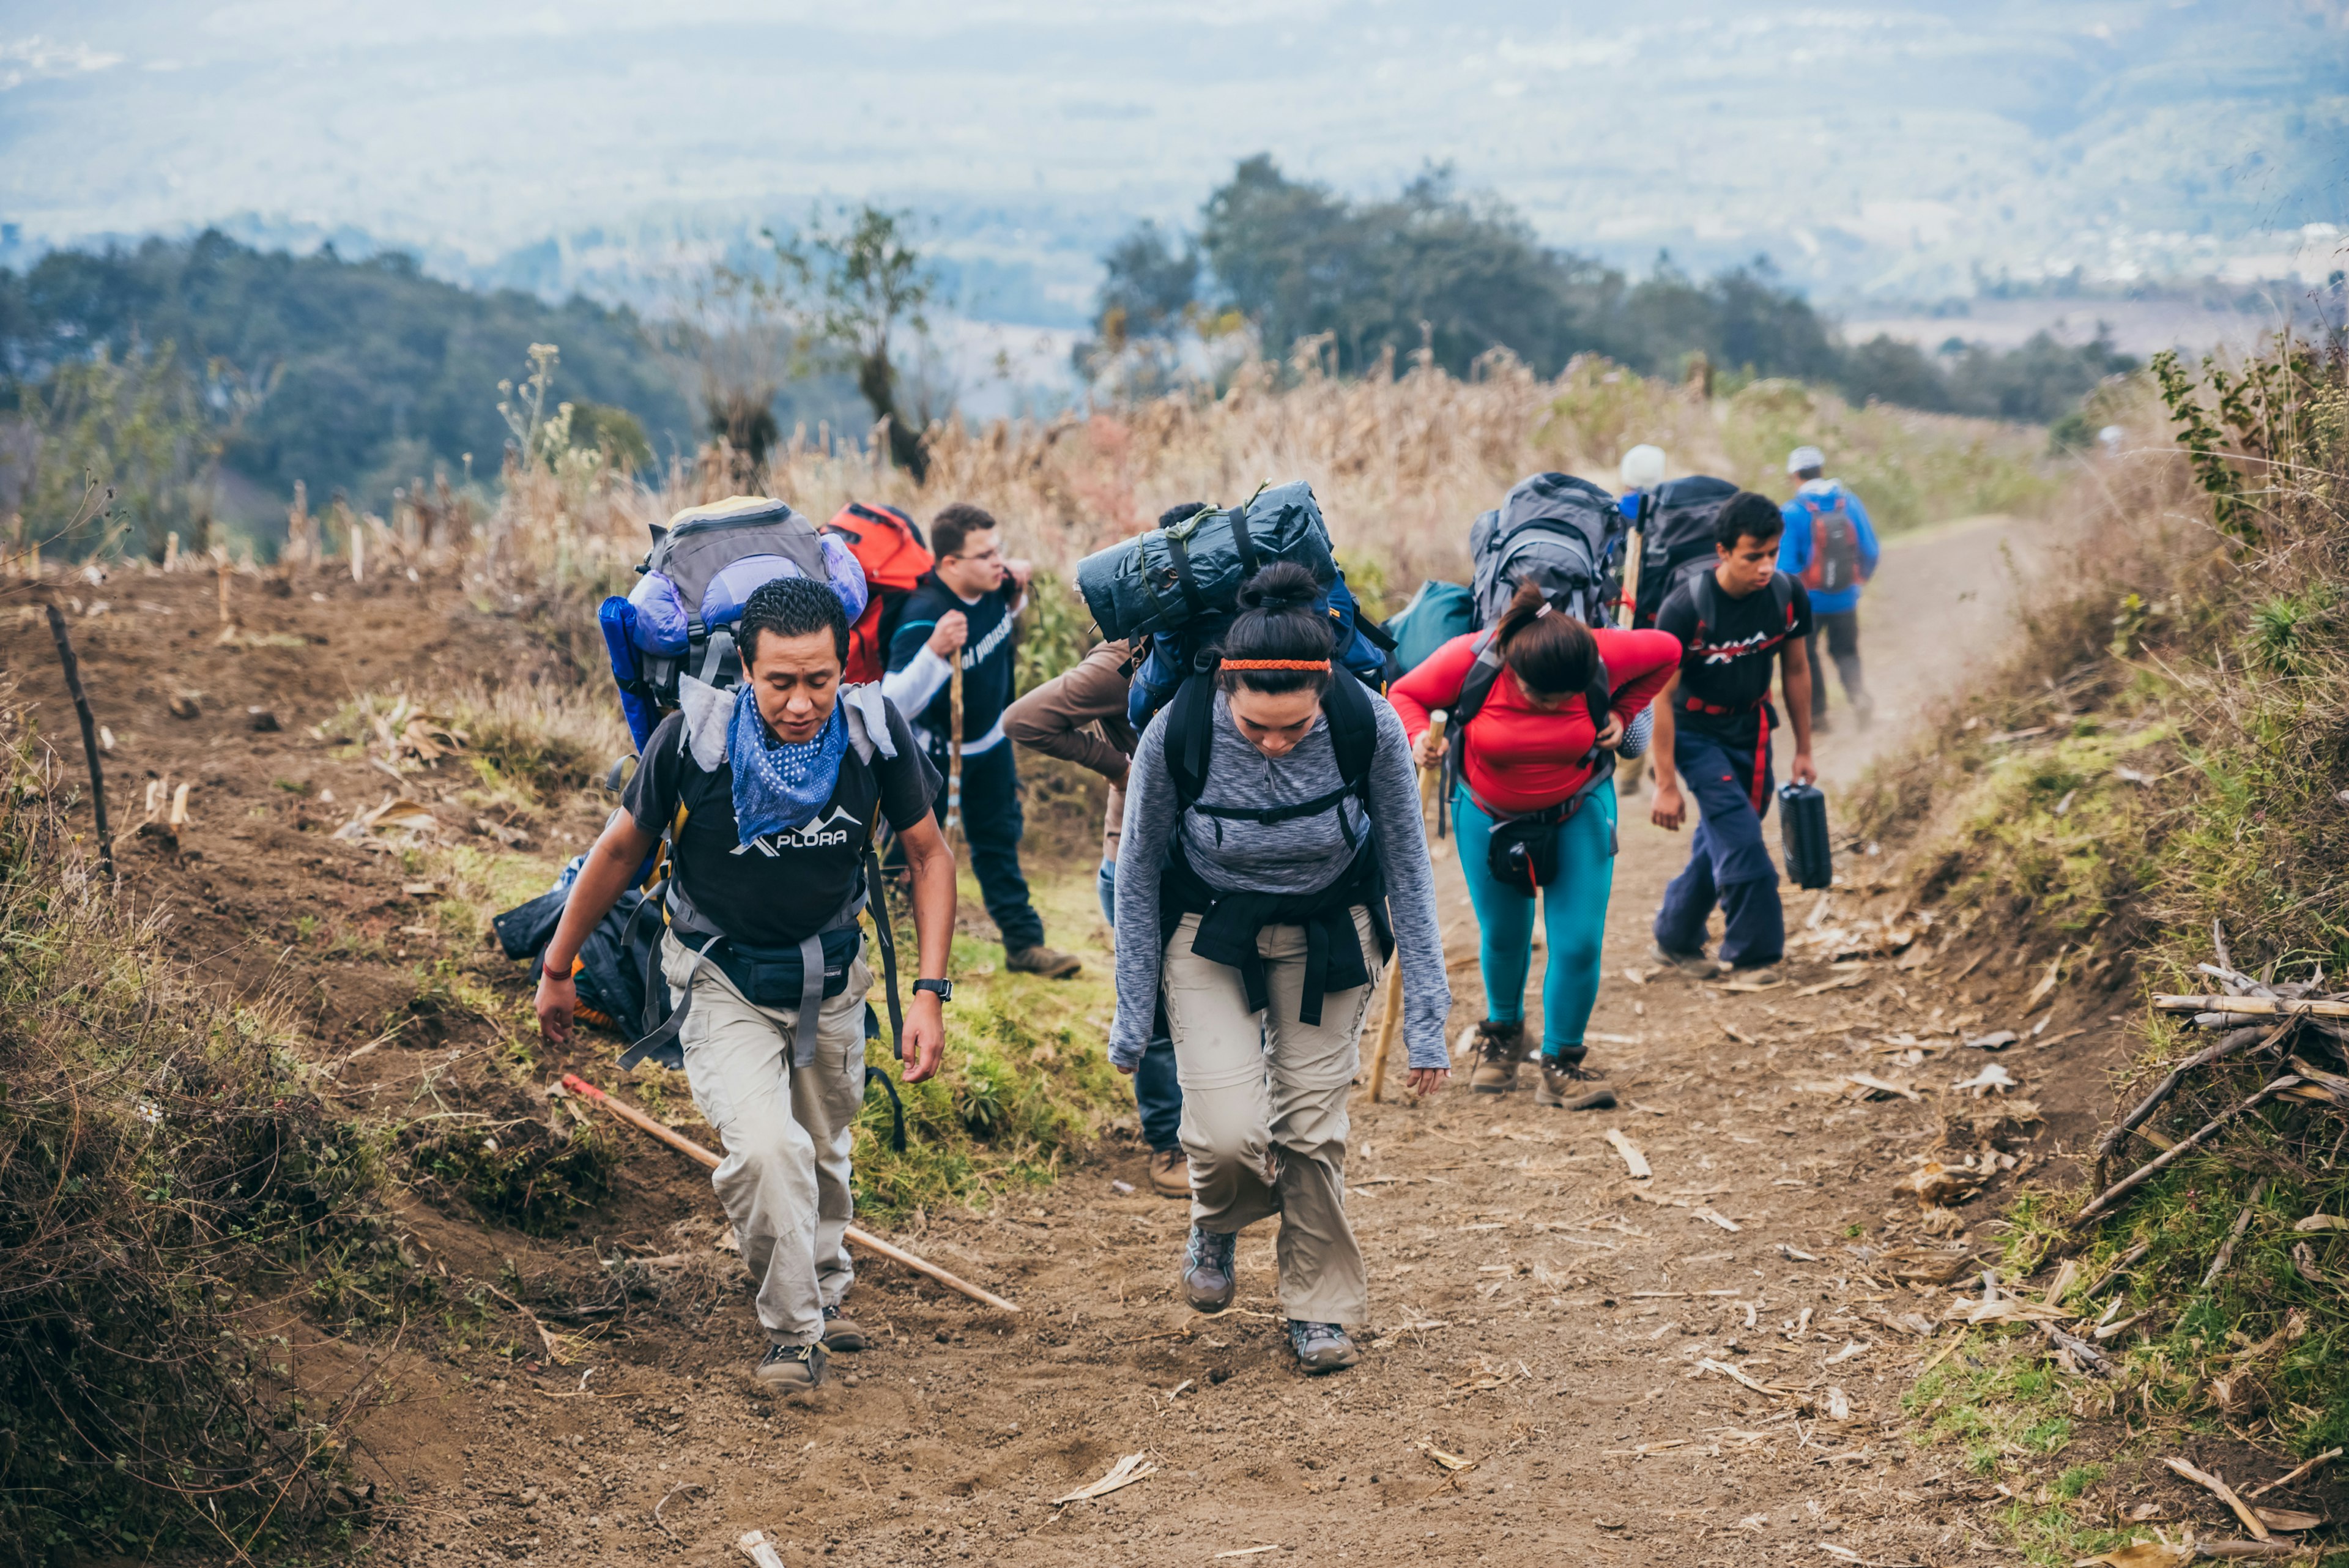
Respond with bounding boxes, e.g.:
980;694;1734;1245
883;502;1081;979
536;578;956;1395
1647;491;1817;973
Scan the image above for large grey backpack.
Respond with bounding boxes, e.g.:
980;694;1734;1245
607;496;869;748
1468;472;1624;627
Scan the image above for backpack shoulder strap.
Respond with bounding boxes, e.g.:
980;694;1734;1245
1323;666;1378;794
1770;572;1797;628
1450;628;1507;729
1164;663;1220;814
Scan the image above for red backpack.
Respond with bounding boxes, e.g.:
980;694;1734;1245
820;502;932;683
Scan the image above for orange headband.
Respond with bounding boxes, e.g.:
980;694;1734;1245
1221;658;1331;671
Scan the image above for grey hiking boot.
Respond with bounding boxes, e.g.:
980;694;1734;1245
1286;1320;1362;1375
820;1303;868;1352
1181;1225;1236;1313
1649;942;1721;978
1535;1055;1618;1111
1006;945;1082;979
1469;1019;1529;1094
754;1340;828;1394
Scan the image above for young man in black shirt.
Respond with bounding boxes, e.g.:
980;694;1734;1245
1647;491;1817;973
884;502;1081;978
535;577;955;1394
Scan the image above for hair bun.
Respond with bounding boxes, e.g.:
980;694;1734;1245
1235;559;1321;613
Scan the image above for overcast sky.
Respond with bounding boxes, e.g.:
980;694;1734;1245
3;0;2345;313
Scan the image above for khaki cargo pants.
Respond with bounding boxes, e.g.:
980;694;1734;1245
662;931;870;1348
1161;907;1381;1326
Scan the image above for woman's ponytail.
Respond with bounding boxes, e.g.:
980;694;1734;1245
1217;561;1337;696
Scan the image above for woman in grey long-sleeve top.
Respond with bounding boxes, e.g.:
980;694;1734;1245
1110;563;1450;1375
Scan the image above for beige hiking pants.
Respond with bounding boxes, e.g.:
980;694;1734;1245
661;931;870;1348
1161;907;1380;1326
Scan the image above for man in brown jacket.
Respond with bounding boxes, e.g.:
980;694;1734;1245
1004;631;1189;1198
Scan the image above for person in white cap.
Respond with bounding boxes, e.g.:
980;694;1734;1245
1776;445;1879;732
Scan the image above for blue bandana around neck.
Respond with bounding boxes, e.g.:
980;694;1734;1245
727;693;848;844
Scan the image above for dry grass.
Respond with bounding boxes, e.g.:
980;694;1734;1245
1859;335;2349;1473
470;344;2057;615
0;703;412;1562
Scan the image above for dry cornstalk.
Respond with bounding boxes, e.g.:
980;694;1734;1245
2153;995;2349;1020
2071;1076;2303;1228
2200;1181;2267;1290
2095;1019;2292;1160
2161;1455;2269;1540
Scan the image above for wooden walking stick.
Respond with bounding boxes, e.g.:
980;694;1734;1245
558;1074;1019;1313
1617;522;1645;630
945;661;963;838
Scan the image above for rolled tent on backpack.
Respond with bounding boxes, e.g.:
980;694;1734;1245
1075;481;1340;642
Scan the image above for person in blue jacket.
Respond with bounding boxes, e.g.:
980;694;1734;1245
1776;445;1880;732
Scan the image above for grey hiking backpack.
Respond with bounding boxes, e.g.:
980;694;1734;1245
1468;472;1625;628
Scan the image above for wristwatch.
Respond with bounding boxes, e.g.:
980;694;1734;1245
913;978;953;1003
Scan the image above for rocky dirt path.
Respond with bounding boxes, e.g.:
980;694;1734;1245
365;515;2119;1567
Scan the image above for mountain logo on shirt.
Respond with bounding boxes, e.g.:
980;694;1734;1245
732;805;861;855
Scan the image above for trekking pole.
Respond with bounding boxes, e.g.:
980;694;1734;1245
559;1074;1019;1312
1617;523;1645;629
946;662;963;838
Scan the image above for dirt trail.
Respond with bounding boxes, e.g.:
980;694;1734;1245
3;516;2102;1566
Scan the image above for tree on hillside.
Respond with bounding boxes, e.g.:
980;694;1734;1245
1198;156;1618;377
771;204;941;481
0;232;693;515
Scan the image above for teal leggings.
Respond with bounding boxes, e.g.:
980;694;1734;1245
1452;782;1618;1057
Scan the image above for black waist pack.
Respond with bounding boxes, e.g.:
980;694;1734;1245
1487;809;1565;892
711;926;865;1008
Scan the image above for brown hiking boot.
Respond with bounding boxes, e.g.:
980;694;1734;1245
753;1340;827;1394
1469;1019;1529;1094
1148;1147;1190;1200
1535;1057;1617;1111
1006;945;1082;979
820;1304;867;1352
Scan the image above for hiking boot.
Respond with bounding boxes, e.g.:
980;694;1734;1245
1535;1056;1618;1111
1469;1019;1529;1094
1148;1147;1191;1200
820;1304;868;1352
1649;942;1721;978
1729;965;1783;986
1007;945;1082;979
1811;712;1833;735
1286;1320;1362;1375
753;1340;828;1394
1181;1225;1236;1313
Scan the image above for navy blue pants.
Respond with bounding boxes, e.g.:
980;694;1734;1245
926;739;1045;953
1099;858;1183;1152
1653;724;1786;968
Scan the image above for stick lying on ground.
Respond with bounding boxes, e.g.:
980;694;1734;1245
559;1073;1019;1313
2153;995;2349;1020
2094;1020;2291;1161
2071;1076;2303;1228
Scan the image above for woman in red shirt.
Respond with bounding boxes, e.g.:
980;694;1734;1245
1390;584;1681;1106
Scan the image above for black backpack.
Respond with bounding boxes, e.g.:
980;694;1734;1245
1163;656;1382;849
1630;475;1739;631
1469;472;1624;627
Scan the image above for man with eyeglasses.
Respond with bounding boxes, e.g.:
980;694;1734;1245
883;503;1082;978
